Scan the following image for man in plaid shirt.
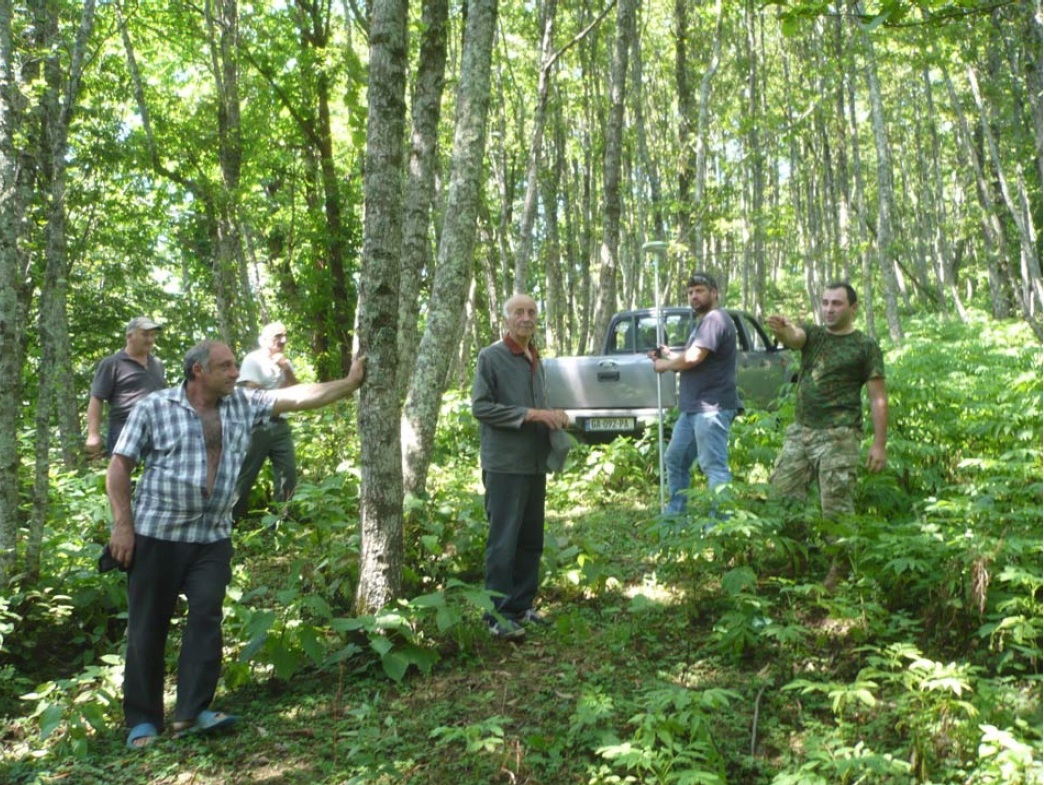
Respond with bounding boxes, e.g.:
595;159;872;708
107;340;365;748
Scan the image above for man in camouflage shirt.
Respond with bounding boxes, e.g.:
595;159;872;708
766;282;888;585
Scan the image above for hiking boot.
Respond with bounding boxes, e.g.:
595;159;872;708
487;617;526;640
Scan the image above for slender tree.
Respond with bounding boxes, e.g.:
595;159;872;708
397;0;448;400
401;0;499;499
28;0;97;580
0;0;28;586
588;0;635;352
355;0;409;613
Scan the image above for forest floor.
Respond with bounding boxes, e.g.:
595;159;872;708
0;499;908;785
2;486;1039;785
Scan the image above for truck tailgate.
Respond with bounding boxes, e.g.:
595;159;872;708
545;355;676;409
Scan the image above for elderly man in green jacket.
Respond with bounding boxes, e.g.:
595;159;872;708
471;294;569;640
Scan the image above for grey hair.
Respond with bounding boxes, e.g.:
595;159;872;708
502;294;538;319
259;321;286;346
183;341;222;381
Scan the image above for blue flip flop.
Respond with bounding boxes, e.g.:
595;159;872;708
126;722;158;749
174;709;238;738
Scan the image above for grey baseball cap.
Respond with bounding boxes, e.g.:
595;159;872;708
126;316;163;333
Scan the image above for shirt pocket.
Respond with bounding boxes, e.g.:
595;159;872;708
224;417;254;456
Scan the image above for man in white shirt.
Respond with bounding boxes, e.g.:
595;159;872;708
233;322;298;519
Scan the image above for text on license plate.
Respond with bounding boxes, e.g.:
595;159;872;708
584;417;636;432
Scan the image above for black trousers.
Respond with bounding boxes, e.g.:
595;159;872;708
483;471;546;617
123;535;233;730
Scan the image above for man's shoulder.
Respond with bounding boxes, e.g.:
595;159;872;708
478;340;509;358
225;385;271;409
239;347;267;366
850;329;881;348
94;350;126;370
710;308;735;331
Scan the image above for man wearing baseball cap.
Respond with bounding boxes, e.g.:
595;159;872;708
86;316;166;456
649;272;740;517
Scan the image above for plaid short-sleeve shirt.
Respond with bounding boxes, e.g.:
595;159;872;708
113;384;274;543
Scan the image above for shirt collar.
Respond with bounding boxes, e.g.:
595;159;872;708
503;333;540;360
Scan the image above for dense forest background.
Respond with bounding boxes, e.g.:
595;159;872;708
0;0;1040;600
0;1;1041;782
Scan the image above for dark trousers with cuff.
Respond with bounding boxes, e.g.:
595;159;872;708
123;535;232;730
483;471;546;618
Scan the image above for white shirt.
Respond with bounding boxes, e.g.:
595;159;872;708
238;347;294;418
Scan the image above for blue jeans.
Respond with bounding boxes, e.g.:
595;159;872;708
665;409;737;515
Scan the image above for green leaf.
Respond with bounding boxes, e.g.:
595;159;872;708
39;703;64;740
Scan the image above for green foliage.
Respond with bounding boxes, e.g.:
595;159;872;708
596;685;737;785
2;313;1040;785
16;658;123;760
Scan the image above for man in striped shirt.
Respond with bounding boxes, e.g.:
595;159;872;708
107;340;365;749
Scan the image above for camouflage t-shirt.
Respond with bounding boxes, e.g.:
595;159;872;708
794;325;885;431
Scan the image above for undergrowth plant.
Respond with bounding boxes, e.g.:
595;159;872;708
1;313;1040;785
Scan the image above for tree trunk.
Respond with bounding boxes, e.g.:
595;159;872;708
588;0;635;353
966;61;1042;335
0;0;31;586
355;0;410;614
397;0;448;400
854;1;903;342
939;54;1011;320
400;0;499;500
513;0;557;291
742;0;765;315
691;0;723;271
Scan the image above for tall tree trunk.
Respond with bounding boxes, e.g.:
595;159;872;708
588;0;635;353
674;0;693;256
356;0;409;614
742;0;765;315
397;0;448;400
921;63;967;321
0;0;31;586
401;0;499;499
25;0;96;580
966;61;1042;334
938;54;1011;320
206;0;254;351
513;0;557;291
691;0;723;271
854;1;903;342
542;112;566;351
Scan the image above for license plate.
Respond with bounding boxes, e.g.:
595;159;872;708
584;417;635;432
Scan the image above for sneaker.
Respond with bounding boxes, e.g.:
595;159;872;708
518;608;551;626
487;617;526;640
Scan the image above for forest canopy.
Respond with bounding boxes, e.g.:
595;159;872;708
0;0;1038;601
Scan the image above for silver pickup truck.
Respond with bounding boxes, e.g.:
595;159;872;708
544;307;795;439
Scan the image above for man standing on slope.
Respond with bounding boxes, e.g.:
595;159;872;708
86;316;166;457
766;281;888;588
649;272;740;517
234;321;299;520
472;294;570;640
108;341;366;749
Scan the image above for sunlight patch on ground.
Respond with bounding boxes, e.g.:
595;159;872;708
621;572;687;605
